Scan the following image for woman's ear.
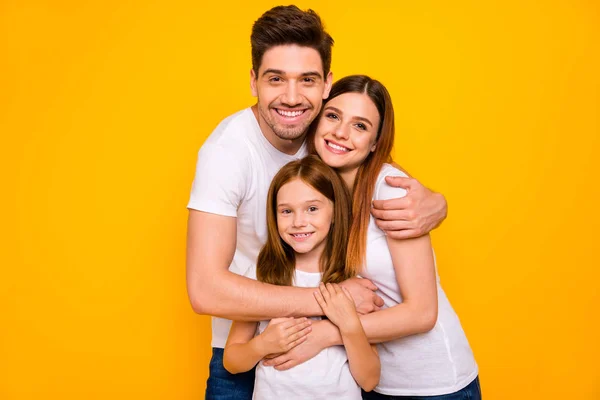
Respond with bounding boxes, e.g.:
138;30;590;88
370;143;377;152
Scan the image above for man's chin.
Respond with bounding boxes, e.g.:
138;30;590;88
273;127;308;141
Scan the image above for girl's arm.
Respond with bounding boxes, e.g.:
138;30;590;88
223;318;312;374
259;235;438;371
314;283;380;392
359;233;438;343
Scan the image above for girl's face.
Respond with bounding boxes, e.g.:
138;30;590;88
313;92;381;174
276;178;334;256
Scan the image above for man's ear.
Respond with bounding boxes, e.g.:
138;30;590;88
250;69;258;97
323;71;333;99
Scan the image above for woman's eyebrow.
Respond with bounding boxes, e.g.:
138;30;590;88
353;116;373;127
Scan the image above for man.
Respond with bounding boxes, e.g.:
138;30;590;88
186;6;447;399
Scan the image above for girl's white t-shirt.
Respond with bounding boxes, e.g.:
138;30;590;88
360;164;479;396
248;269;362;400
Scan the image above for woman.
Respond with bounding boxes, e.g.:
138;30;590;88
308;75;481;399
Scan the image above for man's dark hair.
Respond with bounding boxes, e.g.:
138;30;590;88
251;5;334;77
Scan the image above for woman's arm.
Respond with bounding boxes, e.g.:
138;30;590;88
360;234;438;343
223;318;312;374
314;283;380;391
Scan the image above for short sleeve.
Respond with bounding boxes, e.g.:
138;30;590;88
187;143;249;217
374;165;409;201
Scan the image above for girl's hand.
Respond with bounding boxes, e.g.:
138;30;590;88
256;317;312;356
314;283;361;334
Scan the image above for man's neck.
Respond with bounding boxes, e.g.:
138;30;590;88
251;105;305;155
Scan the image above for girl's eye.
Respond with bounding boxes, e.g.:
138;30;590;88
308;206;318;212
280;209;291;214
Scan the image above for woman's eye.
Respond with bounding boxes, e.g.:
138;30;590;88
356;123;366;130
281;209;291;214
326;113;339;120
308;206;318;212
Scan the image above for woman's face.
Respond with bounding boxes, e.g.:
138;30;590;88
276;178;334;256
313;92;381;173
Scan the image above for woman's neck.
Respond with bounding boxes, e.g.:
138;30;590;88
339;168;359;193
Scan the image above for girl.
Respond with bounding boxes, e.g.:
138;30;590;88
223;155;380;399
308;75;481;399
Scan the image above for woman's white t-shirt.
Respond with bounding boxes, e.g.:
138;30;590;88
360;164;479;396
248;269;362;400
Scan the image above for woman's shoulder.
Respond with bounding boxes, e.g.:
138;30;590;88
379;163;409;178
373;163;409;201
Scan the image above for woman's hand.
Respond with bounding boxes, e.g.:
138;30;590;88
314;283;361;334
256;317;312;356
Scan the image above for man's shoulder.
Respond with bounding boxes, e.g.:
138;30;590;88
197;108;257;166
203;108;256;148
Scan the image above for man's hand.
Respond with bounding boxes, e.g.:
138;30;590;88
314;283;361;334
339;277;384;314
261;319;337;371
256;317;312;356
371;176;447;240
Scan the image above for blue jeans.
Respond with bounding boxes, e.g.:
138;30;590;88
362;376;481;400
205;347;255;400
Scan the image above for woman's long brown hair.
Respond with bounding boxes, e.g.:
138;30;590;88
307;75;396;271
256;155;354;286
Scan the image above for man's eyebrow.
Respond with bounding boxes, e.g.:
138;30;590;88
261;69;323;79
323;106;373;127
300;71;323;79
262;68;284;77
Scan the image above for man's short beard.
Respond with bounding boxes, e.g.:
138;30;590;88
271;123;308;140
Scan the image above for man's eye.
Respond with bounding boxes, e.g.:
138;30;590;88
270;77;282;82
303;77;315;83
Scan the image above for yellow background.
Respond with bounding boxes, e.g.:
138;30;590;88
1;1;599;399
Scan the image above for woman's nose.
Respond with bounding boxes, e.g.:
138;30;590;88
333;124;349;140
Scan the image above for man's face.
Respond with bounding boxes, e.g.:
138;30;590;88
251;45;333;142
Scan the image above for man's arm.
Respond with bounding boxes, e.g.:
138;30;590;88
187;210;322;320
186;211;382;320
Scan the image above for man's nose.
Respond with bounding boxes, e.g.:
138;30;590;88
281;82;301;107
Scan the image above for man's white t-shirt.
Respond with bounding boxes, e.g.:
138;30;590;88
360;163;479;396
187;107;307;348
247;269;361;400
